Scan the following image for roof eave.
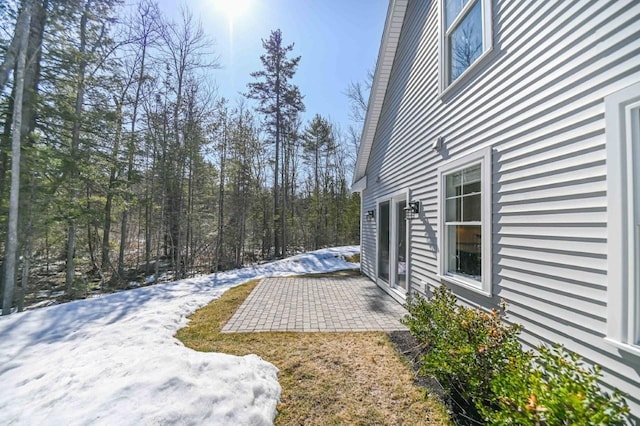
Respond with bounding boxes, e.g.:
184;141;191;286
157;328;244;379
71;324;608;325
351;175;367;193
351;0;409;187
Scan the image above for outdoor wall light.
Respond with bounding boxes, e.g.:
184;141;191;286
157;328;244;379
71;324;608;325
365;210;375;221
431;136;444;152
404;201;420;220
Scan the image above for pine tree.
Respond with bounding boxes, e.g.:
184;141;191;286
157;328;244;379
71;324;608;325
302;114;334;249
245;29;304;258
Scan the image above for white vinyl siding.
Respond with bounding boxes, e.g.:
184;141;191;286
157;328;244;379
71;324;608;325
361;0;640;417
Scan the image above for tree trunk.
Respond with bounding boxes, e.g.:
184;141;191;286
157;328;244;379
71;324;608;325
17;0;46;303
274;73;281;258
156;101;169;279
185;153;194;273
17;181;35;313
66;0;92;295
102;97;123;272
20;0;46;143
314;136;320;249
215;122;227;272
281;130;287;255
0;1;31;93
2;1;31;315
117;191;128;283
118;32;148;284
0;89;15;212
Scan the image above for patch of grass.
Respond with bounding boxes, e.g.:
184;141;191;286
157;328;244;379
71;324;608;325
297;269;361;278
176;279;451;425
344;253;361;263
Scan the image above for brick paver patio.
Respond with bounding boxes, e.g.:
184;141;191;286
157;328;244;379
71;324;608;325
221;274;408;333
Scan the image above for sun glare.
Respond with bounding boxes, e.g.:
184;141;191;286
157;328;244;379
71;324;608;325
215;0;250;20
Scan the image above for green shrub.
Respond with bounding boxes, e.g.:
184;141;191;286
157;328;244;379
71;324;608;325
483;344;630;425
402;285;522;405
403;285;630;425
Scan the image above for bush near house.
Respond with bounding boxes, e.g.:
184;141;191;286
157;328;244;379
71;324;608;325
402;285;523;407
402;285;630;425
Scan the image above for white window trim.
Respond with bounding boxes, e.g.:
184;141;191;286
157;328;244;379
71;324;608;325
606;81;640;350
439;0;493;96
437;147;492;296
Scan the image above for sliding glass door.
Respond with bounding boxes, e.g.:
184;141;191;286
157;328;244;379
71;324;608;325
377;195;409;295
378;201;390;282
395;200;407;291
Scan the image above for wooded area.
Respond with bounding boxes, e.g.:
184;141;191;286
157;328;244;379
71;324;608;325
0;0;365;314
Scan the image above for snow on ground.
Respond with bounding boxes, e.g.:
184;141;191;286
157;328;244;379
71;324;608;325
0;246;360;425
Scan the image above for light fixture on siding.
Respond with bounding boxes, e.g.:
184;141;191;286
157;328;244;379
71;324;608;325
431;136;444;152
404;201;420;220
365;210;375;221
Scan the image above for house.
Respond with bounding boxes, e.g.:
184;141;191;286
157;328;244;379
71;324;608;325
352;0;640;417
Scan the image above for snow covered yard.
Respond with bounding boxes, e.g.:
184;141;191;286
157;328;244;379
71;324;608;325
0;246;360;425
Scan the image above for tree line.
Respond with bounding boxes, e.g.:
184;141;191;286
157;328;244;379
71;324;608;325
0;0;364;314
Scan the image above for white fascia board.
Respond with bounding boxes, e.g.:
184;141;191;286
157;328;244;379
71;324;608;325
352;0;408;186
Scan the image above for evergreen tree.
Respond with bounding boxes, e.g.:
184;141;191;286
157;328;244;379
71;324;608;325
245;29;304;258
302;114;334;249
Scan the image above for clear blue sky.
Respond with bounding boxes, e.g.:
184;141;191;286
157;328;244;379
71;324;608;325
156;0;388;131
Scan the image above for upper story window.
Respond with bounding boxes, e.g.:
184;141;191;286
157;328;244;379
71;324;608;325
438;147;492;296
606;81;640;351
442;0;493;88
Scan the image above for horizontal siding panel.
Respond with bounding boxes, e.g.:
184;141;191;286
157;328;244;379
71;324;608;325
497;202;605;218
496;246;607;273
495;224;608;240
497;133;605;175
498;151;605;187
497;266;606;303
496;207;606;222
497;256;607;288
500;287;606;333
506;302;606;352
497;179;606;204
496;235;605;255
470;1;637;118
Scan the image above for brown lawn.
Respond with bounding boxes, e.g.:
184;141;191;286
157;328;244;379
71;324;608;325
175;277;450;425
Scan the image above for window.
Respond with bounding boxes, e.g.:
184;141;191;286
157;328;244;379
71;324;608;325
442;0;492;88
438;147;492;295
606;82;640;350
